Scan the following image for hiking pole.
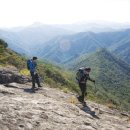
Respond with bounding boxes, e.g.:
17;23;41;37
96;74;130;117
94;83;98;93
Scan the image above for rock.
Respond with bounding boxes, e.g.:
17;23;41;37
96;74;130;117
0;66;30;84
0;83;130;130
121;112;130;117
0;85;15;95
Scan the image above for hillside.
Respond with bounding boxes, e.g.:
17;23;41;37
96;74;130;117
113;38;130;64
1;38;130;111
0;39;102;110
67;49;130;111
0;39;79;94
0;39;26;68
1;39;130;129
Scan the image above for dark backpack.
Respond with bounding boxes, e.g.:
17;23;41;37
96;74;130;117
76;67;85;82
27;59;31;70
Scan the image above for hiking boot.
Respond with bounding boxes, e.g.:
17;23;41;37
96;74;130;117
77;96;83;102
38;85;42;87
82;101;87;106
31;89;35;93
31;87;36;93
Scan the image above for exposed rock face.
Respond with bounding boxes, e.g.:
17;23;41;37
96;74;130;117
0;83;130;130
0;66;30;84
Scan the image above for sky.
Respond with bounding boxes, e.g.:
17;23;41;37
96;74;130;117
0;0;130;27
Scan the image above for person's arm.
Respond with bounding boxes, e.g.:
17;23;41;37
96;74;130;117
88;75;95;83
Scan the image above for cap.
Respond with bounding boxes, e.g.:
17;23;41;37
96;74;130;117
85;67;91;71
33;57;38;60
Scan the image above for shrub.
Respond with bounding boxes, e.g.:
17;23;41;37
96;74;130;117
20;69;30;76
0;39;8;48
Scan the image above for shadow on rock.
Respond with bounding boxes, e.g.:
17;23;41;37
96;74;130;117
24;88;34;93
81;104;100;119
24;88;39;93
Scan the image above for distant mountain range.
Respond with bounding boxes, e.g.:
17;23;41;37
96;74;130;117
55;21;130;33
0;23;73;55
36;29;130;64
0;22;130;64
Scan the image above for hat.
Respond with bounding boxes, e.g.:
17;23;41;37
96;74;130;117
85;67;91;71
33;57;38;60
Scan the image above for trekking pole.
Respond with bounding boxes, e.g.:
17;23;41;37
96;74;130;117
94;83;97;93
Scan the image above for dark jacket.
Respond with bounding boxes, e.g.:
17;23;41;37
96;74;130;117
79;73;93;83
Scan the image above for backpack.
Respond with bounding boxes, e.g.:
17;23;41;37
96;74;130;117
76;67;85;82
27;59;31;70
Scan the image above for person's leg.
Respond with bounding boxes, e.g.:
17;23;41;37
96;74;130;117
82;83;87;102
79;83;85;102
30;72;36;89
35;73;42;87
78;83;82;101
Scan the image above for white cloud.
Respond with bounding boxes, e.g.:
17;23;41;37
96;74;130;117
0;0;130;27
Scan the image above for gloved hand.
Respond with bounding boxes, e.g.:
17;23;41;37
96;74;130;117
93;80;96;84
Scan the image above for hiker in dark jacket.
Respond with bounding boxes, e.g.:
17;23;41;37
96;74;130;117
29;57;42;92
77;68;95;103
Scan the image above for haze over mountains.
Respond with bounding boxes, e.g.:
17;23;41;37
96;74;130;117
0;22;130;65
36;29;130;64
0;23;73;55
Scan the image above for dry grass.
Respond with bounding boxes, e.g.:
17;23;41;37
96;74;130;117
106;103;116;109
62;87;69;93
127;116;130;124
68;96;78;105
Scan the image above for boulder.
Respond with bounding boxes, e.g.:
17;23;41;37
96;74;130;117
0;66;30;84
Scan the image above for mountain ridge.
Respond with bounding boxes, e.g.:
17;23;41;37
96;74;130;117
1;24;130;64
67;49;130;110
35;29;130;64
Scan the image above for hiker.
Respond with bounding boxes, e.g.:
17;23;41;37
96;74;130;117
27;57;42;92
76;67;95;103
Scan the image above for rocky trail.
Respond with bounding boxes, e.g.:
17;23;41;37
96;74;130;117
0;66;130;130
0;82;130;130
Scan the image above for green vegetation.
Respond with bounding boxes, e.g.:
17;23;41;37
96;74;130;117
37;61;79;93
0;39;8;54
0;39;26;68
1;38;130;111
68;48;130;111
0;39;8;47
0;39;79;95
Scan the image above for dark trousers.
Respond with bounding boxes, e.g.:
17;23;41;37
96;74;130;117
79;82;87;102
30;72;40;89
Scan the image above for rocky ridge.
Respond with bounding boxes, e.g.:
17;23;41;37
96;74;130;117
0;66;30;84
0;66;130;130
0;82;130;130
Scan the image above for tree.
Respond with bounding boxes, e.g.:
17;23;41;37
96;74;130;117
0;39;8;48
0;39;8;54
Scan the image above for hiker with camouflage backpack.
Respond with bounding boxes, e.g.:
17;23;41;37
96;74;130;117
76;67;95;104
